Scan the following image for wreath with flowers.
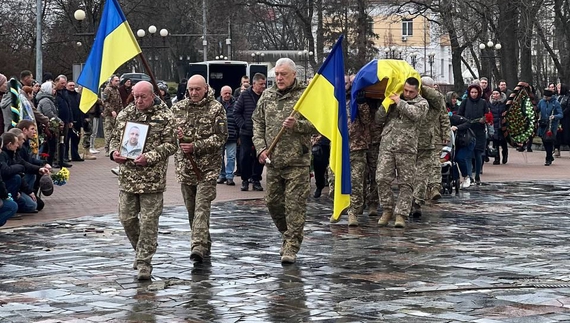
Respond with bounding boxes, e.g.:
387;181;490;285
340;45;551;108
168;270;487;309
502;82;538;148
51;167;70;186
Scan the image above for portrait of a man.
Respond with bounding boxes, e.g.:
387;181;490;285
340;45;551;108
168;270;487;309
120;122;149;158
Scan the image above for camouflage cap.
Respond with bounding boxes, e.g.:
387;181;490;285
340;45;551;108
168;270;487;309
39;175;54;196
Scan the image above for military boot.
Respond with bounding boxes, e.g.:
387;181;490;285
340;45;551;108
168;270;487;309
137;264;152;280
368;203;378;216
83;148;97;160
394;214;406;228
348;213;358;226
378;210;393;226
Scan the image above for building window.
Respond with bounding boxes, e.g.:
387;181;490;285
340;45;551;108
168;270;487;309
402;19;413;36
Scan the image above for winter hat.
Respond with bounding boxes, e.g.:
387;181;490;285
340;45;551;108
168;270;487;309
40;81;53;94
543;89;554;97
39;175;54;196
42;72;53;83
0;73;6;88
493;88;501;93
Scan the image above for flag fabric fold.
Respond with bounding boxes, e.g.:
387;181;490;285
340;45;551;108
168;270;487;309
350;59;420;120
77;0;141;113
294;35;351;221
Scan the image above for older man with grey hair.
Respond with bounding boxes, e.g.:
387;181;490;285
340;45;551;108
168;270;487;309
252;58;316;264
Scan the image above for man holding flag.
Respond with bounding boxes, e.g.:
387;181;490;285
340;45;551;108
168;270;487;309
253;36;350;264
253;58;315;264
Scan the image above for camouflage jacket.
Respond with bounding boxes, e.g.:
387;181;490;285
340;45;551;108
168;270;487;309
377;94;429;154
110;99;177;194
348;101;372;152
418;86;451;150
369;101;383;145
102;86;122;117
252;80;316;169
171;87;228;185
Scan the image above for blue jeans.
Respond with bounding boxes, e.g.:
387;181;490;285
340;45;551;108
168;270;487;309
455;139;475;178
0;199;18;226
4;175;37;213
473;149;483;179
219;142;237;180
24;174;36;193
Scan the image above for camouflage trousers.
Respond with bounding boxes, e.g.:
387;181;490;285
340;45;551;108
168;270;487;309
365;143;380;207
348;150;367;216
266;166;310;255
376;150;417;217
412;149;434;205
427;148;442;192
103;117;115;152
181;180;217;254
118;191;164;267
82;119;92;149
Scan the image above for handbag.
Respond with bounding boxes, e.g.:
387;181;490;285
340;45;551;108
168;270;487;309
456;128;475;148
541;109;556;142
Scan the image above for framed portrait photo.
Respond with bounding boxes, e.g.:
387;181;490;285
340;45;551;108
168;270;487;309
120;121;149;159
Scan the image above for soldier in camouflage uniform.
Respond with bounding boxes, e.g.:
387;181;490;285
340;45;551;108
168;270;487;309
410;78;451;217
335;89;374;227
171;75;228;263
426;84;451;201
365;100;382;216
109;81;177;280
376;77;428;228
253;58;315;264
103;75;122;157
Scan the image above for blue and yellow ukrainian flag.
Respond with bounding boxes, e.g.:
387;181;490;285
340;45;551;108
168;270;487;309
77;0;141;113
294;36;350;221
350;59;420;120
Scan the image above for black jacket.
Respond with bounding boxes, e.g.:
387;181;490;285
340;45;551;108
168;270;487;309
489;100;507;141
217;96;239;142
20;140;45;167
233;87;261;137
67;90;84;130
458;97;488;152
0;148;40;195
56;90;73;123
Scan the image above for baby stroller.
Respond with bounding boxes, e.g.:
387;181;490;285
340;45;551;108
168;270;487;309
441;131;460;195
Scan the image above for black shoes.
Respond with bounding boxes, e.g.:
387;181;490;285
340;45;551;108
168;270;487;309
217;178;227;184
545;156;554;166
241;181;249;191
226;179;235;186
493;160;500;165
252;181;263;191
314;188;322;198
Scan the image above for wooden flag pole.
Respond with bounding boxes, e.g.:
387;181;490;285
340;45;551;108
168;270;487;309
263;110;298;164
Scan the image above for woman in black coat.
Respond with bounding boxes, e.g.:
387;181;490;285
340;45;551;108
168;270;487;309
489;88;508;164
458;84;488;185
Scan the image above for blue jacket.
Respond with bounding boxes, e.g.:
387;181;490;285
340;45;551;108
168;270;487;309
537;98;563;138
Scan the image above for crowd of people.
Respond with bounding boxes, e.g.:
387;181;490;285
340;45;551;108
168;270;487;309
3;60;568;280
0;70;105;227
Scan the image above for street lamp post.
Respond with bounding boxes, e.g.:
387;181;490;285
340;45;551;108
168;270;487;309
251;52;265;64
410;54;417;69
428;53;435;78
137;26;169;77
298;49;313;82
478;40;502;86
384;46;402;59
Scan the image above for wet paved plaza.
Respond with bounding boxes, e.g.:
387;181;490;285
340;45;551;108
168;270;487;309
1;181;570;322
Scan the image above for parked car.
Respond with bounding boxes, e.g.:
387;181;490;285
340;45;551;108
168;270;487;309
120;73;151;85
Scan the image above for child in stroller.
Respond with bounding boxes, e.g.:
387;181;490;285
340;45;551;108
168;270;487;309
441;131;460;195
